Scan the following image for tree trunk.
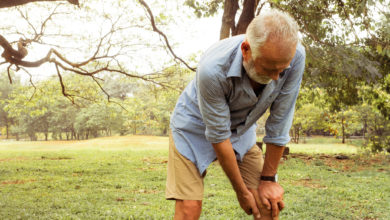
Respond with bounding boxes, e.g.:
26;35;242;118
44;132;48;141
342;117;345;144
362;117;367;140
220;0;239;39
232;0;258;36
6;123;9;139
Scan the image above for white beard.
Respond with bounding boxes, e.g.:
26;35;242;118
243;57;272;84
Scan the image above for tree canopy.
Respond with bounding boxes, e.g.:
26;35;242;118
0;0;195;103
0;0;389;151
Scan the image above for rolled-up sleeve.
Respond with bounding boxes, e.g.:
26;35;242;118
263;49;306;146
196;66;231;143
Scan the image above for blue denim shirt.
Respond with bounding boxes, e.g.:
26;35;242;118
170;34;306;174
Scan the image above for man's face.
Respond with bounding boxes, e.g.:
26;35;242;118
243;40;297;83
243;55;273;84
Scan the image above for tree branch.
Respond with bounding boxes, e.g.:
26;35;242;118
0;0;78;8
0;35;28;60
19;67;37;101
54;62;75;104
1;3;177;104
138;0;196;72
7;64;13;84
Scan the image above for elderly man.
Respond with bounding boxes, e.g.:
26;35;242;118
166;9;305;220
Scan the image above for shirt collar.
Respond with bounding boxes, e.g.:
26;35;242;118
226;41;244;78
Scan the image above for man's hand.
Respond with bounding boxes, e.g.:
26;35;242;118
237;189;261;219
257;181;285;219
258;143;285;219
212;139;261;219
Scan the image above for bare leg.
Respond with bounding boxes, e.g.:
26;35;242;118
174;200;202;220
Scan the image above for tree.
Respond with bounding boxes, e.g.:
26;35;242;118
186;1;390;149
185;0;265;39
49;102;78;140
0;0;195;105
329;108;362;143
120;64;194;135
186;0;386;90
3;73;103;140
292;103;328;143
0;72;20;139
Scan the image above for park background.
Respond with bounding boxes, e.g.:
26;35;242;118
0;0;389;219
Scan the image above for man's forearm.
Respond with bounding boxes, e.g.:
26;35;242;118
261;143;285;176
212;139;247;194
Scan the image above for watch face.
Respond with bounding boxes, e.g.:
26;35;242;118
275;174;278;182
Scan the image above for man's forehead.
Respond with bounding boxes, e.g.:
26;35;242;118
258;39;296;57
255;53;292;69
255;43;296;66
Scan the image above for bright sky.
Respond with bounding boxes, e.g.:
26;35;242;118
0;0;222;83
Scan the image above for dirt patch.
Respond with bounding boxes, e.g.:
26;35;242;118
294;178;328;189
0;156;73;162
141;157;167;164
135;167;158;171
289;153;390;172
0;157;31;162
127;189;161;194
1;179;36;185
40;156;73;160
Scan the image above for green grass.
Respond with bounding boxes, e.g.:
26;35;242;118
0;136;389;219
288;142;358;154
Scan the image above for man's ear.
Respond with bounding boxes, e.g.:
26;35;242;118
241;40;251;61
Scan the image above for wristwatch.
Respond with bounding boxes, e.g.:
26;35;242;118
260;174;278;182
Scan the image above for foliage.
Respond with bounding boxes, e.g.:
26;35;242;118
184;0;389;152
1;0;389;153
0;0;192;103
184;0;223;18
327;107;362;143
1;64;193;140
357;83;390;152
360;75;390;120
0;72;20;138
294;86;390;151
292;103;328;143
120;64;194;136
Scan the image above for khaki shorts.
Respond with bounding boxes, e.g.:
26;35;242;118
166;133;264;200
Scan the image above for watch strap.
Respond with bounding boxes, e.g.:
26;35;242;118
260;174;278;182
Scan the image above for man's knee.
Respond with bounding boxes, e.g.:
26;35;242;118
175;200;202;219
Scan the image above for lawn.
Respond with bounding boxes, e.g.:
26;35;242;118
0;136;389;219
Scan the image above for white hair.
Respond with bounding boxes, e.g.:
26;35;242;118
246;9;299;59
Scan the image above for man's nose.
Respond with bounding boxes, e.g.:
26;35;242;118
269;71;280;80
